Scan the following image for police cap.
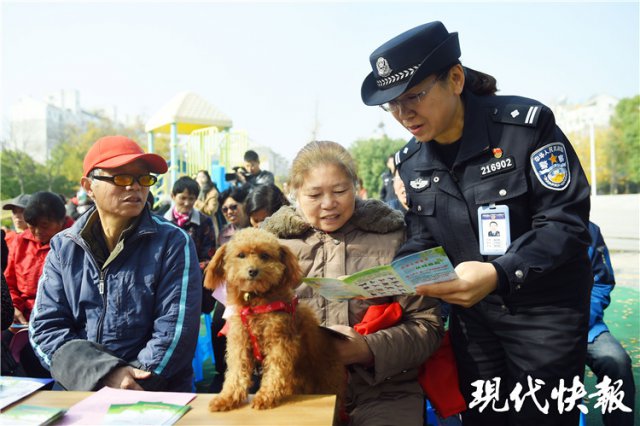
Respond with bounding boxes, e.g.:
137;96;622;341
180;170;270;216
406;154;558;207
361;21;461;106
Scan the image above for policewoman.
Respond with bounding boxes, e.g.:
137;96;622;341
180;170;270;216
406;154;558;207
361;22;592;425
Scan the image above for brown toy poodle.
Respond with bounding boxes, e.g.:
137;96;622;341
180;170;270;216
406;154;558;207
204;227;345;411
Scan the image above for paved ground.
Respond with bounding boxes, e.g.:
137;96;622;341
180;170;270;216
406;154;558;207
591;194;639;253
610;251;639;290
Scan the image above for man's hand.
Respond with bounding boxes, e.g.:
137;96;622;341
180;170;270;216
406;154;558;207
102;366;151;390
328;325;374;366
415;261;498;308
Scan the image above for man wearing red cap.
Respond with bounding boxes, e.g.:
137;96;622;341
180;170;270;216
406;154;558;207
30;136;202;392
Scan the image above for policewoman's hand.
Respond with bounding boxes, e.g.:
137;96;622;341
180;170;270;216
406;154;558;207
415;261;498;308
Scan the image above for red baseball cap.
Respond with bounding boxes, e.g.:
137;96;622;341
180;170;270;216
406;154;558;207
83;135;168;177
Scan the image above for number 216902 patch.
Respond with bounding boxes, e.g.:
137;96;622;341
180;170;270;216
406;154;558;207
480;156;515;178
530;142;571;191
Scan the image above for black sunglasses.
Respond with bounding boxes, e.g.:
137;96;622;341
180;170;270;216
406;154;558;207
221;204;239;213
92;174;157;187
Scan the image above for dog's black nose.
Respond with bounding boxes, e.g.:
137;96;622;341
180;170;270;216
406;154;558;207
248;268;259;278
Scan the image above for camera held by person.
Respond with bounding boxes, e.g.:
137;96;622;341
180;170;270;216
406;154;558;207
225;166;249;184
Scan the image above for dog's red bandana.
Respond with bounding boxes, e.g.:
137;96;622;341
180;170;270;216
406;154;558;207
240;297;298;362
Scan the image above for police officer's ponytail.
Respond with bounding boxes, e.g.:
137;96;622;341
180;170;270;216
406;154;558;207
463;66;498;96
436;63;498;96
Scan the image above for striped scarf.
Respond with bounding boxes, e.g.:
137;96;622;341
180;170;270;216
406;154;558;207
172;207;191;228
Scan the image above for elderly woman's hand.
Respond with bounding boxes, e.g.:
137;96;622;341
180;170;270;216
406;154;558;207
327;325;374;366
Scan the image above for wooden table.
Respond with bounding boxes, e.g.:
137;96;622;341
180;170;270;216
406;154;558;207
14;391;337;425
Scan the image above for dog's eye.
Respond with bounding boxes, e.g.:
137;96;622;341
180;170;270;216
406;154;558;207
238;252;246;259
259;253;270;261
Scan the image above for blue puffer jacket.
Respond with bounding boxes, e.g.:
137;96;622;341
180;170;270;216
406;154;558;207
587;221;615;343
29;206;202;391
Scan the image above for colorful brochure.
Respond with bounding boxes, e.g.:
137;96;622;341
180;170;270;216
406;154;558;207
303;246;457;299
0;404;65;425
102;401;190;425
0;377;54;411
59;387;195;425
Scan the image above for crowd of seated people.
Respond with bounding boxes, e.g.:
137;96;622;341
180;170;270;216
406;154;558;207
1;137;634;426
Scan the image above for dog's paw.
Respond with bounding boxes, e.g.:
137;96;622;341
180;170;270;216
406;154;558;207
209;394;243;412
251;391;283;410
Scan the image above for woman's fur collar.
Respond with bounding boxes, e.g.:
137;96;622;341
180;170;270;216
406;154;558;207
262;198;405;238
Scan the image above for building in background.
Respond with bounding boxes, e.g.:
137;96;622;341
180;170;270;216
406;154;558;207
550;94;618;133
8;89;290;181
8;90;114;164
258;148;289;180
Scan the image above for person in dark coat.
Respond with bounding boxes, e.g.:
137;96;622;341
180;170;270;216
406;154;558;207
164;176;215;268
586;222;635;426
1;230;13;331
361;21;592;425
235;150;275;191
1;229;24;377
379;155;399;206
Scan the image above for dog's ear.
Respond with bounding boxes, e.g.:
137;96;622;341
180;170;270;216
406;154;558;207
204;244;227;290
279;244;302;288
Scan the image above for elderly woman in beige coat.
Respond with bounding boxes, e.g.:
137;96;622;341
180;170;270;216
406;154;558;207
262;141;443;426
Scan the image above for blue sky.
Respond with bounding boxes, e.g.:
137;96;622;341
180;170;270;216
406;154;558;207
2;1;638;161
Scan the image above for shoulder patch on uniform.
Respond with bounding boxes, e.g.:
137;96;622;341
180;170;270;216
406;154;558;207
494;104;542;127
530;142;571;191
394;138;420;168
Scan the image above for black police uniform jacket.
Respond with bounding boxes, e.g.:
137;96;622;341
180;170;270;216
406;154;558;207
396;91;592;306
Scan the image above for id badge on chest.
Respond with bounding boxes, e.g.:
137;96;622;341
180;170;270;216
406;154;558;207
477;204;511;255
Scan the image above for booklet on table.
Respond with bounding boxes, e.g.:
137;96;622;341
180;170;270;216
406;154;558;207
102;401;190;425
0;404;65;426
0;377;54;411
58;387;195;425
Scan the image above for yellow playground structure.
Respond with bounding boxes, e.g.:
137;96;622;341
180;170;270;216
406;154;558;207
144;91;250;200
